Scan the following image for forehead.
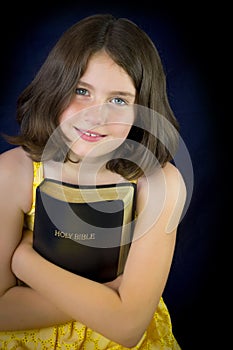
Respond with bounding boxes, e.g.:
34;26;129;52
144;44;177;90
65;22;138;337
81;51;135;93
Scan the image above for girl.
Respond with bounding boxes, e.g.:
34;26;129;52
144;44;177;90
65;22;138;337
0;14;186;349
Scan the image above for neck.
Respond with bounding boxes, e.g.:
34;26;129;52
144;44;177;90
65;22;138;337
43;150;126;185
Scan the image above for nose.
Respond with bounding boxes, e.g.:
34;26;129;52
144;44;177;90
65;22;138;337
82;103;108;127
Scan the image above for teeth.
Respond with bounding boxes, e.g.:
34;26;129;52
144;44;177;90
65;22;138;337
83;131;98;137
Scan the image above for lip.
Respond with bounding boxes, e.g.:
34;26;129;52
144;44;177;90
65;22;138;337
74;127;106;142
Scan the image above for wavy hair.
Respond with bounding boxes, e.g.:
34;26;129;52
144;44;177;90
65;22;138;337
6;13;179;180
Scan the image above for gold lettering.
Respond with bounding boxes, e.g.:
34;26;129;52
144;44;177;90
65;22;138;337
54;230;95;240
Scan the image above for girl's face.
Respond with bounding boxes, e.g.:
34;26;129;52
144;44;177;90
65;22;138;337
59;51;136;160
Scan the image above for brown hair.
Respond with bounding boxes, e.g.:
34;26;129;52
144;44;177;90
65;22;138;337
6;13;179;180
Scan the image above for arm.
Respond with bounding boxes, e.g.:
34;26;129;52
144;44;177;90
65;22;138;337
0;147;72;330
12;162;186;347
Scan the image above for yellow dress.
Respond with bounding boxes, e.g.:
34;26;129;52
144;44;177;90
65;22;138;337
0;162;181;350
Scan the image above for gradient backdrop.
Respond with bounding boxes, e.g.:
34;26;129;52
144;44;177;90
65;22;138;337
0;2;226;349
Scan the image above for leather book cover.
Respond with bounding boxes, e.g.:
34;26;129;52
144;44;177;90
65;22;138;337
33;178;137;283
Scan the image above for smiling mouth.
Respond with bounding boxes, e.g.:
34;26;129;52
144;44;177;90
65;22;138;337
75;128;106;142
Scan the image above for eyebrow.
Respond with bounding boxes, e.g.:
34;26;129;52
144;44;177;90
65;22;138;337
78;80;136;99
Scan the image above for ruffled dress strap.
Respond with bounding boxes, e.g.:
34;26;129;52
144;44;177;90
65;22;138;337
24;161;44;231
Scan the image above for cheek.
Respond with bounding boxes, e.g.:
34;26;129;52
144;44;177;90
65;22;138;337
108;110;135;138
108;124;132;139
59;99;85;124
60;109;76;124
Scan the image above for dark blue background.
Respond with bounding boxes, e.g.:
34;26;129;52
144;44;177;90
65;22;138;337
0;2;226;349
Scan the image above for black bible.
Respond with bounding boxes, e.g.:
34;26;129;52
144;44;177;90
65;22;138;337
33;178;137;283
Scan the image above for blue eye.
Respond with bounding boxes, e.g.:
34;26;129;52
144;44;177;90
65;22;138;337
111;97;126;105
75;88;89;96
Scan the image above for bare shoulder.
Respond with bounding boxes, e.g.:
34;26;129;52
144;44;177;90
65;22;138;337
138;161;186;196
0;146;32;176
0;147;34;212
136;162;187;234
161;161;186;195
